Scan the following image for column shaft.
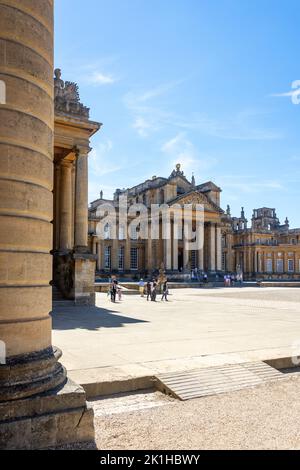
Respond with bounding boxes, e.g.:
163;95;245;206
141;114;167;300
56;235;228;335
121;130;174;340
216;225;222;271
209;223;216;271
59;162;72;250
75;148;89;250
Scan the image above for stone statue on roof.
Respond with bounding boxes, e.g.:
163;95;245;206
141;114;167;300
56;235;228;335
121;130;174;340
54;68;90;118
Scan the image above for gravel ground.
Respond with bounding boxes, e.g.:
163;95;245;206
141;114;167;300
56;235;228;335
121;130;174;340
90;375;300;450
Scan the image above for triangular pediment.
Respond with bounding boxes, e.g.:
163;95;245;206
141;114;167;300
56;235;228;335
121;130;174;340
169;190;223;213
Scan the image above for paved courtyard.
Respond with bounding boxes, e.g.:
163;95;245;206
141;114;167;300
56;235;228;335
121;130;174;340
52;287;300;386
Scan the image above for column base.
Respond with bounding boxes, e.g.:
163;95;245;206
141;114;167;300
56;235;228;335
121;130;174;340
0;347;66;402
0;378;95;450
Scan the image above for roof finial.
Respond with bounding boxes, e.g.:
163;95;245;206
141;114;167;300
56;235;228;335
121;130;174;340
191;173;195;187
100;190;103;199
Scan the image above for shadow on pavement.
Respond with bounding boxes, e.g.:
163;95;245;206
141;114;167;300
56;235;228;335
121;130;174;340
51;305;149;331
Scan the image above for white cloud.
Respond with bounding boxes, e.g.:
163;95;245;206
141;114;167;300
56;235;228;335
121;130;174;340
89;140;122;177
124;81;282;141
161;132;218;175
86;71;117;85
133;117;156;138
220;178;285;194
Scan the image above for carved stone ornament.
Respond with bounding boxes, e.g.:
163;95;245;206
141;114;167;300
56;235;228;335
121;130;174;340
54;68;90;118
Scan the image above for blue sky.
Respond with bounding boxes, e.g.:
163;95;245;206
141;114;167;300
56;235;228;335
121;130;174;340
55;0;300;226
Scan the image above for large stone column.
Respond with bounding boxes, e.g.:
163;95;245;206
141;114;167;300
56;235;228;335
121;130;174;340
0;0;94;449
75;146;89;252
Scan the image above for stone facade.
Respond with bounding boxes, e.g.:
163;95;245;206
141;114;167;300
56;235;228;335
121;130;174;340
89;165;224;278
225;207;300;280
89;169;300;281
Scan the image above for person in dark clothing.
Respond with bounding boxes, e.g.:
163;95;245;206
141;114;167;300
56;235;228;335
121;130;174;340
111;280;117;303
151;280;157;302
146;281;152;301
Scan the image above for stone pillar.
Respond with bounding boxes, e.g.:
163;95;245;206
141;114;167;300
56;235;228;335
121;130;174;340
183;240;189;272
59;161;72;251
112;239;119;270
198;247;204;271
97;241;102;271
172;220;178;271
125;235;131;271
254;250;258;273
146;221;153;272
216;225;222;271
75;147;89;251
0;0;94;449
209;223;216;271
164;239;172;270
54;163;60;250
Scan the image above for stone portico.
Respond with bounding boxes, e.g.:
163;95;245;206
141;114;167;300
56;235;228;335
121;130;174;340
89;165;224;278
53;70;101;304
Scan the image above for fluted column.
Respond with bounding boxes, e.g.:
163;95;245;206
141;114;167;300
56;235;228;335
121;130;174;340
75;146;89;251
183;240;189;272
59;161;72;250
0;0;65;395
216;225;222;271
125;233;131;271
97;241;102;271
146;221;153;272
209;223;216;271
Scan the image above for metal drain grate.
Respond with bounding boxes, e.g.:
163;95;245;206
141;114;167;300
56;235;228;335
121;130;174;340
155;362;284;401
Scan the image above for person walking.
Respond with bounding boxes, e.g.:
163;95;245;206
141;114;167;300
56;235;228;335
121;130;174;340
146;281;152;301
111;280;117;303
139;278;145;297
151;280;157;302
161;281;169;301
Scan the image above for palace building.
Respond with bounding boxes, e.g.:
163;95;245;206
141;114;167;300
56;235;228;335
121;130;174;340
228;207;300;280
88;167;300;281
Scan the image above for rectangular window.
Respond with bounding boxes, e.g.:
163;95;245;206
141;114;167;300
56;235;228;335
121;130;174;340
191;251;197;270
222;253;227;271
288;259;294;272
266;259;273;273
104;246;111;270
130;247;138;270
119;246;124;270
276;259;284;273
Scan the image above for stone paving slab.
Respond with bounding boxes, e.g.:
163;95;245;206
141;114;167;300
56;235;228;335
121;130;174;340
52;287;300;396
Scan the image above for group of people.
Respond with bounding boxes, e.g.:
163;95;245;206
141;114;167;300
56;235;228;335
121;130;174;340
224;273;243;287
139;279;169;302
191;269;208;283
108;278;122;303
